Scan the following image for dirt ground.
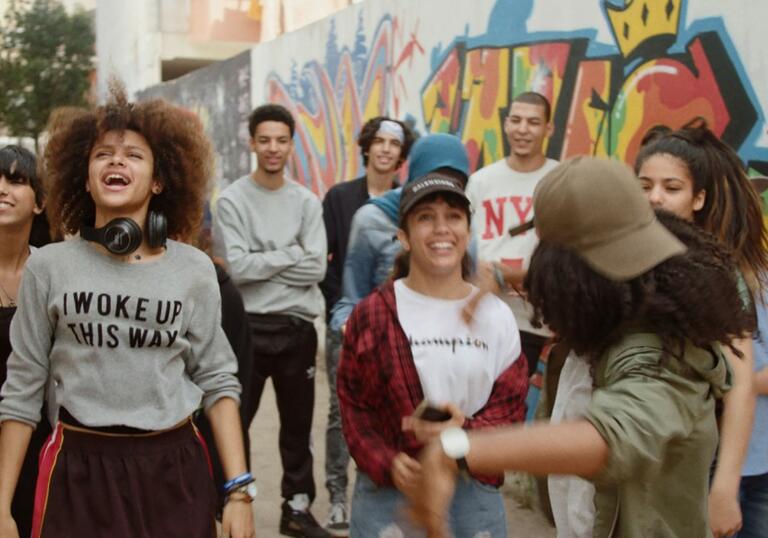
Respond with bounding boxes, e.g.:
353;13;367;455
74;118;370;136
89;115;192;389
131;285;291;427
247;325;556;537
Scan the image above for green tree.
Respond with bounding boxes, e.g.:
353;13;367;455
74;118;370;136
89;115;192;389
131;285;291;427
0;0;94;150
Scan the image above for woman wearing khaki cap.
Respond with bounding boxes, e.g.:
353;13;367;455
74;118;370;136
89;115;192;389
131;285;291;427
409;157;753;538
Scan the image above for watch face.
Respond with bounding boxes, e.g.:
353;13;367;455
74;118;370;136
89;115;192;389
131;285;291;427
246;482;258;499
441;427;470;459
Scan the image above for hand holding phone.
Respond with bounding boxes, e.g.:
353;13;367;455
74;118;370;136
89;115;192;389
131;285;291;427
404;401;466;444
413;400;452;422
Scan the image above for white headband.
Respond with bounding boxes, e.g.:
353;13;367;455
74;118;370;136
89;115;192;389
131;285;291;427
377;120;405;143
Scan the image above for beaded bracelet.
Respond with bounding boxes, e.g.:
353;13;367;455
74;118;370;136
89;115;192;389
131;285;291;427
222;471;254;494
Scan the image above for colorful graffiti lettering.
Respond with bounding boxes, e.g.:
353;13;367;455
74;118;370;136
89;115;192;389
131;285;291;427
422;0;767;174
266;0;767;196
267;14;423;195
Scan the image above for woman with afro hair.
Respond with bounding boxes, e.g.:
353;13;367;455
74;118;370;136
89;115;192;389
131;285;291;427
0;84;255;538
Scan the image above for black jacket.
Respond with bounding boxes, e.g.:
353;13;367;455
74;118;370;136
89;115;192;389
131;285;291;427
319;176;370;318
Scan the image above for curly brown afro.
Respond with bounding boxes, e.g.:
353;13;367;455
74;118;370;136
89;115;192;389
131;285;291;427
43;82;213;242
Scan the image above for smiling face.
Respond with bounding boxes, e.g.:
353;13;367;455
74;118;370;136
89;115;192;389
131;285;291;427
504;101;552;160
0;167;43;231
366;131;403;175
250;120;293;175
396;195;470;279
87;130;159;225
637;153;705;222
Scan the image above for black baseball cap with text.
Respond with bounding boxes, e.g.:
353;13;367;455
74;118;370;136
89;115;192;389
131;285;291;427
398;173;470;225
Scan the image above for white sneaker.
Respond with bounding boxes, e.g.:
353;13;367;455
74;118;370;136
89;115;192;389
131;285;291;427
324;502;349;537
287;493;310;512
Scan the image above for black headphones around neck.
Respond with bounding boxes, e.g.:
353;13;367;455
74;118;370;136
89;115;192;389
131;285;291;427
80;211;167;256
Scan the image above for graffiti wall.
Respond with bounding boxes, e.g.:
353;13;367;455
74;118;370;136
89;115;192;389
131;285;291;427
249;0;768;195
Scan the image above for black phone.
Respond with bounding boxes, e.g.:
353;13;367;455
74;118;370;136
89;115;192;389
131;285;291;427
508;218;534;237
413;400;452;422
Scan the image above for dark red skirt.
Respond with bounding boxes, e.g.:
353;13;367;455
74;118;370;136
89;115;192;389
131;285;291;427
32;417;217;538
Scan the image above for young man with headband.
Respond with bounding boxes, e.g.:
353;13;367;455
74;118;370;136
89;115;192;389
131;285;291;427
319;116;414;535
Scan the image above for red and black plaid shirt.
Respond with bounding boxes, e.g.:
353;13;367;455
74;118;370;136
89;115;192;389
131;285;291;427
337;281;528;487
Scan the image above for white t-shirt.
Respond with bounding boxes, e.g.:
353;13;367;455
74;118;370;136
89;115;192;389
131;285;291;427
466;158;559;335
393;279;521;417
548;352;595;538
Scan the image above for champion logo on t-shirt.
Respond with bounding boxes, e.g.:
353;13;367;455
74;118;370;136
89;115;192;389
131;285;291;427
407;335;489;354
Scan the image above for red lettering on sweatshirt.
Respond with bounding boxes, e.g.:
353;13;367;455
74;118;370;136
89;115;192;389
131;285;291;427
509;196;533;225
480;196;533;239
481;197;507;239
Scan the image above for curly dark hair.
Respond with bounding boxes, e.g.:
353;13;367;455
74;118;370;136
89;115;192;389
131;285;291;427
43;82;213;241
639;124;672;148
635;117;768;293
248;104;295;138
357;116;415;168
525;210;754;364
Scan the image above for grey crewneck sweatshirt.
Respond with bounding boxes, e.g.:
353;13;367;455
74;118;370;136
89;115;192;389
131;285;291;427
212;175;327;321
0;239;241;430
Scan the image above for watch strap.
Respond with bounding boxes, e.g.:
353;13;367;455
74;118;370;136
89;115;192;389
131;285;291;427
456;456;470;472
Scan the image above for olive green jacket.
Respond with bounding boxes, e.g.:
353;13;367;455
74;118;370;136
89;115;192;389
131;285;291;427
586;333;731;538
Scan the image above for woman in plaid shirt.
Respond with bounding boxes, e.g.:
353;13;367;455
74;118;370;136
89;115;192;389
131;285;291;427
337;173;528;537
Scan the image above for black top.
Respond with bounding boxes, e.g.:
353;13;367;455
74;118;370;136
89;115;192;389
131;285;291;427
319;175;399;318
1;304;52;538
196;263;255;503
215;263;253;403
0;306;15;387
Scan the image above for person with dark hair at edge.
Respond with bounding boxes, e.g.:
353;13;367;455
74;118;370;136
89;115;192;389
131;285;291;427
0;146;51;538
0;84;254;538
636;119;768;537
328;133;471;338
639;124;673;148
213;104;329;537
464;91;558;377
337;173;528;536
410;157;752;538
193;229;256;517
319;116;414;535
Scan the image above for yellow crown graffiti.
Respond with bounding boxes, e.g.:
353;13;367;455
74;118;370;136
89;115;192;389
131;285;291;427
606;0;682;57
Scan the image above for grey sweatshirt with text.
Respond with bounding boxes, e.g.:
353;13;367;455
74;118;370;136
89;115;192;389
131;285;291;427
0;239;241;430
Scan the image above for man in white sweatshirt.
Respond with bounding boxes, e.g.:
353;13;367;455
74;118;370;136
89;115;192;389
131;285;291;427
465;91;557;376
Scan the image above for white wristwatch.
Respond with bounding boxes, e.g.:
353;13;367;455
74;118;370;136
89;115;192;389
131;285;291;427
439;427;470;472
